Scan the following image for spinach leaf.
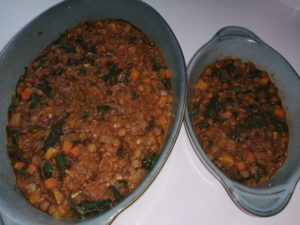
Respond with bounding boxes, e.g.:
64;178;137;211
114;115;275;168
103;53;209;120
128;36;136;44
42;114;69;151
159;77;172;90
15;163;28;175
41;161;53;178
111;186;124;203
59;41;75;54
7;128;23;161
8;104;16;115
132;90;139;99
267;114;288;133
88;45;97;54
84;20;96;28
53;68;63;76
151;59;161;71
38;78;53;97
82;111;89;120
273;119;288;133
72;140;82;145
27;125;44;133
70;199;113;218
192;107;200;117
141;152;160;170
145;116;155;131
207;138;213;148
55;153;66;180
30;93;43;108
212;67;228;83
232;87;242;93
10;129;19;146
82;56;95;66
105;90;113;96
224;63;235;74
116;149;127;158
243;115;267;129
252;161;266;183
204;94;221;122
100;65;122;86
198;120;209;129
68;59;80;66
228;128;240;140
249;69;262;78
96;104;111;114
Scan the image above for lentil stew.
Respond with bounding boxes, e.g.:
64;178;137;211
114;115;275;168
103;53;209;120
6;19;173;218
191;58;288;186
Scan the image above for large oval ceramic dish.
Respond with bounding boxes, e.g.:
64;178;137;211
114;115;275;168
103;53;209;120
185;26;300;217
0;0;186;224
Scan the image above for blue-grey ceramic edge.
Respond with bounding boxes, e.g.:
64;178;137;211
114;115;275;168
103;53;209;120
0;0;186;224
184;26;300;217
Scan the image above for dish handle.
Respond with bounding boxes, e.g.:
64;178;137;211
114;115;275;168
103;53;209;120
215;26;263;44
230;185;293;217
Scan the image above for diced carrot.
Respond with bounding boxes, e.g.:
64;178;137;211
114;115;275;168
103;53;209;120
10;113;21;127
203;67;212;76
143;77;151;84
97;45;107;54
274;107;285;120
219;154;234;165
69;145;81;158
62;139;73;154
163;69;172;78
109;22;117;32
14;162;25;170
124;24;131;33
130;67;140;81
245;152;255;163
156;115;168;128
138;85;144;92
259;76;269;85
195;80;208;90
236;161;246;171
17;87;24;96
97;58;107;66
20;87;33;101
31;155;41;166
23;152;33;159
44;178;58;190
281;136;289;145
26;164;37;175
117;44;126;52
18;138;24;148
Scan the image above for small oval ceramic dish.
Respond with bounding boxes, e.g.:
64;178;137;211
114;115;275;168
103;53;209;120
185;26;300;217
0;0;186;224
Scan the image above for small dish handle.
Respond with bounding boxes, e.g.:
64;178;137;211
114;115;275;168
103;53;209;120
230;185;293;217
215;26;263;44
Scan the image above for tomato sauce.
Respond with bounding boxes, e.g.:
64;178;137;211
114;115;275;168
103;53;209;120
7;20;173;218
191;58;288;186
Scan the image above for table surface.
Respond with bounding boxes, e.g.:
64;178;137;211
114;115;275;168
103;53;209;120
1;0;300;225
